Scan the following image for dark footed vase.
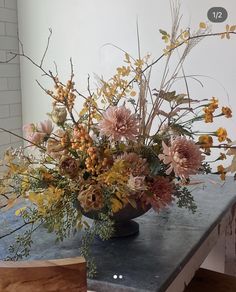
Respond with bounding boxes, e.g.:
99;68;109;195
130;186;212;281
82;201;151;238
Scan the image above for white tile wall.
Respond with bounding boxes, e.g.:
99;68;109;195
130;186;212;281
7;77;20;90
0;21;5;35
0;63;19;77
10;102;21;116
5;22;17;36
0;0;22;154
0;77;8;90
0;8;17;23
0;36;18;49
0;90;21;104
5;0;17;10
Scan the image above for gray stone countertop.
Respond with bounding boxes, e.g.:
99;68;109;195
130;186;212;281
1;175;236;291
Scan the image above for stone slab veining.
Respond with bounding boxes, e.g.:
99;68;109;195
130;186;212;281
0;175;236;291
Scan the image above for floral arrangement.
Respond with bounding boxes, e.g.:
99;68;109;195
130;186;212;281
0;2;236;276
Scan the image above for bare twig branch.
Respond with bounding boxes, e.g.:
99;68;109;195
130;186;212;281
40;28;52;67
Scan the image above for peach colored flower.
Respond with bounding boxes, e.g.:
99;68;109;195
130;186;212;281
158;137;204;179
23;120;53;146
23;123;44;145
127;174;146;191
37;120;53;135
78;184;104;212
142;176;173;211
99;106;138;141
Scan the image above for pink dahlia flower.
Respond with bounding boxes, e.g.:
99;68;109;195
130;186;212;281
158;137;204;179
142;176;173;211
99;106;138;141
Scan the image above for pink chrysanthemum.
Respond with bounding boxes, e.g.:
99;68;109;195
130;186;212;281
158;137;204;179
99;106;138;141
142;176;173;211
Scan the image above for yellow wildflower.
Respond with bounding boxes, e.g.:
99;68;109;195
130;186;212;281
198;135;213;149
216;127;228;142
217;165;226;180
222;106;232;118
209;97;218;111
203;107;213;123
117;66;130;77
15;206;27;216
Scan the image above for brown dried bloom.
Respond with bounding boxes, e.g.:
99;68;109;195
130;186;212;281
46;129;67;160
78;185;104;212
99;106;138;141
158;137;204;180
59;156;79;178
119;152;149;176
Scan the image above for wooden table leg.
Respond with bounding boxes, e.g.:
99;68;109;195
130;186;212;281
225;203;236;276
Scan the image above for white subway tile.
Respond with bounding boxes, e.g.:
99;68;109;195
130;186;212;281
0;63;19;77
0;22;5;35
0;90;21;104
0;131;10;145
0;78;8;90
5;22;17;36
10;128;22;143
0;0;4;8
0;50;6;61
5;0;17;10
7;77;20;90
10;102;21;116
0;8;17;22
0;36;18;50
0;116;22;130
0;104;9;117
6;51;19;63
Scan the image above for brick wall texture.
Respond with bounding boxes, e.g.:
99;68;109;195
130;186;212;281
0;0;22;157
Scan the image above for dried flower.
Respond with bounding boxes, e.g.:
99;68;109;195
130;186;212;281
78;184;104;212
51;106;67;125
59;156;79;178
23;120;53;146
127;174;146;191
99;106;138;141
46;129;67;159
158;137;203;179
23;123;45;145
216;127;228;142
142;176;173;211
203;107;214;123
219;153;227;160
222;106;232;118
119;152;149;176
198;135;213;153
217;164;226;180
209;97;218;111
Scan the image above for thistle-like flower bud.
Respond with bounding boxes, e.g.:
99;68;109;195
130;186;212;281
51;106;67;125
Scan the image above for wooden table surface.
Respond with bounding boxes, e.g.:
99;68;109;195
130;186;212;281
1;175;236;292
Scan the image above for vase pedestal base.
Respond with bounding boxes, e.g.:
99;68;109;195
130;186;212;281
111;220;139;238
